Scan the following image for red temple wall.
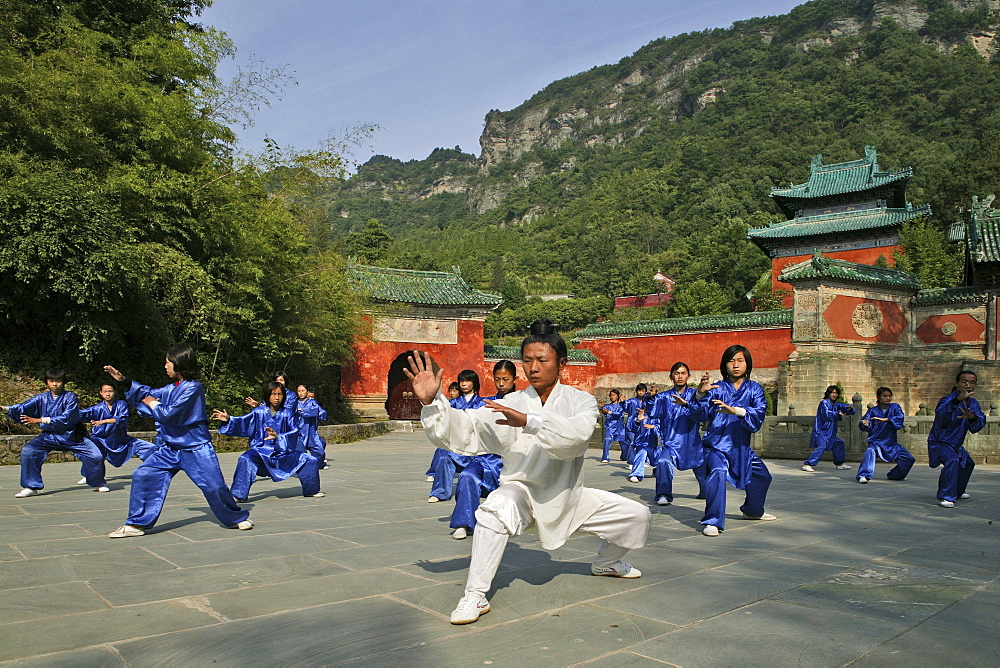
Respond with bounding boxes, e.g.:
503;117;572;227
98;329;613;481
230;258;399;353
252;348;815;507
772;246;902;306
823;296;908;343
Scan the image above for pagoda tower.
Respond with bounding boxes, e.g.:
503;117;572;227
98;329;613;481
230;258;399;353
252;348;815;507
748;146;931;306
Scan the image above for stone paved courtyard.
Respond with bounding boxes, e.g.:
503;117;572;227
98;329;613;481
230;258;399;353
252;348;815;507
1;430;997;666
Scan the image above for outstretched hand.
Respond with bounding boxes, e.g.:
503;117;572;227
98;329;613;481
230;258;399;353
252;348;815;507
403;350;443;405
484;399;528;427
696;372;717;396
712;399;737;415
671;393;689;407
103;365;126;382
211;409;230;422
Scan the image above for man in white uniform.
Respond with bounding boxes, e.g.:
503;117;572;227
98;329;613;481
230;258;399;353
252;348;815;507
406;319;651;624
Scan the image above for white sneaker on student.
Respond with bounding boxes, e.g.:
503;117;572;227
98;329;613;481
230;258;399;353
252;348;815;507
939;500;955;508
14;488;36;498
109;525;144;538
452;527;467;540
857;477;869;484
236;520;254;530
801;464;815;472
426;475;434;482
742;512;776;521
307;492;325;498
450;594;490;624
836;464;851;470
702;525;720;537
591;560;641;578
959;493;970;499
77;477;88;485
628;476;640;483
655;495;670;506
428;496;440;503
97;486;110;493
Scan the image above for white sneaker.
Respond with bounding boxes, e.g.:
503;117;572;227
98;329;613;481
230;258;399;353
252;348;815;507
600;459;610;463
939;500;955;508
702;525;720;537
801;464;815;472
450;594;490;624
236;520;254;530
77;477;88;485
109;525;144;538
628;476;640;483
452;527;467;540
857;477;869;484
96;486;110;493
428;496;440;503
655;495;670;506
591;560;641;578
959;493;970;499
836;464;851;470
14;488;36;498
307;492;325;498
742;512;777;521
426;475;434;482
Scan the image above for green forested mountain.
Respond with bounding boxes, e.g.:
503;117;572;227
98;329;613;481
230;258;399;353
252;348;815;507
329;0;1000;334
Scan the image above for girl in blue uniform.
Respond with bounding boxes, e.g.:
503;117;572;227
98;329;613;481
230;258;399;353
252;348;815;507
600;390;625;463
428;370;482;503
856;387;913;484
649;362;706;505
448;364;510;539
307;387;330;469
293;384;327;468
802;385;855;472
78;383;156;485
104;344;251;537
425;383;461;482
690;346;774;536
215;382;324;502
928;370;986;507
3;369;107;497
621;384;648;462
626;407;659;483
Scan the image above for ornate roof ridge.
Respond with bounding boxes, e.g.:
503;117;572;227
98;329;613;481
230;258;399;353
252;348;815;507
770;146;913;199
779;252;921;290
572;310;792;341
748;205;929;241
347;263;502;307
484;344;597;363
913;286;990;306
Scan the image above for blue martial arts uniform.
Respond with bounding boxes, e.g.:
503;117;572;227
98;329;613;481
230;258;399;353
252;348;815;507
690;378;770;531
8;390;106;491
294;397;326;463
804;399;856;467
600;401;626;461
222;404;320;500
448;392;504;533
80;399;155;468
649;387;707;502
927;390;985;502
428;393;482;500
122;379;248;528
857;403;913;481
627;413;659;480
621;395;648;462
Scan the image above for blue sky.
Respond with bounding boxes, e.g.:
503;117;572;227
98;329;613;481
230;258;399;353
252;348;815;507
200;1;804;166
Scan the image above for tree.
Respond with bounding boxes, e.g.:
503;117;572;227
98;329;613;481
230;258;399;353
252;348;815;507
893;219;962;289
345;219;393;263
670;280;731;317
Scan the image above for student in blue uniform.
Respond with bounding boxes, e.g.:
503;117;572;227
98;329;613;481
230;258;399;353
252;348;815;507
245;372;297;412
626;407;659;484
448;363;510;539
600;390;626;463
621;384;648;462
428;370;482;503
690;346;774;536
649;362;706;505
425;383;462;482
856;387;913;484
103;344;252;537
307;387;330;469
928;370;986;507
802;385;855;472
77;383;156;485
293;384;327;468
214;382;324;502
3;369;107;497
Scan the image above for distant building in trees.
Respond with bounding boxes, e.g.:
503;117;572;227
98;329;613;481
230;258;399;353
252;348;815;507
613;273;674;309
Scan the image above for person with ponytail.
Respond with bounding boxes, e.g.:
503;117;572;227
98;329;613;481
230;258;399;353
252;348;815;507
647;362;707;505
427;369;482;503
406;319;650;625
599;389;626;463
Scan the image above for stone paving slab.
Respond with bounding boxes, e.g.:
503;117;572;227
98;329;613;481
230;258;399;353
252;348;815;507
0;430;997;666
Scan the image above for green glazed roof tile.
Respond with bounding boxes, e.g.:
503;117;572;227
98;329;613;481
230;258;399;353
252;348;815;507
572;310;792;341
348;263;502;307
748;204;930;240
779;253;921;290
913;286;989;306
771;146;912;199
484;344;598;363
969;196;1000;265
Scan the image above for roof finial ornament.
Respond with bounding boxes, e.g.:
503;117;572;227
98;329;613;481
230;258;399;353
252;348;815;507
811;249;824;267
810;153;823;173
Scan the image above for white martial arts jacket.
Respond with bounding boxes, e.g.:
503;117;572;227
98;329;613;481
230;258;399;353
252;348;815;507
420;381;600;549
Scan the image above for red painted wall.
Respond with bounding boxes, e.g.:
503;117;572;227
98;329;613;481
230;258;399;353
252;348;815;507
823;296;907;343
575;328;794;377
342;319;486;397
915;313;985;344
772;246;902;306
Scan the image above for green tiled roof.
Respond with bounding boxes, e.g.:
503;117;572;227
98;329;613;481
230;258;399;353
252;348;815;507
913;286;989;306
572;310;792;340
779;253;921;290
484;344;598;363
969;195;1000;265
771;146;912;199
348;264;502;307
748;204;930;242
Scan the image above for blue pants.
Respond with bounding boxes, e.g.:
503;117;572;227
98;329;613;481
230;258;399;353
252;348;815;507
804;439;846;467
124;443;248;528
651;448;707;501
934;448;974;502
629;447;651;479
856;446;914;481
701;449;771;530
231;450;321;500
601;431;622;461
306;435;326;464
450;458;497;531
430;448;470;501
81;436;156;479
21;435;105;490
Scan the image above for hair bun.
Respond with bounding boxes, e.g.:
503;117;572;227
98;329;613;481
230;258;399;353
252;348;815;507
529;319;557;336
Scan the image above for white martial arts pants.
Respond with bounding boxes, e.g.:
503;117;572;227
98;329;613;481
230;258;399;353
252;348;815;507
464;484;650;598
